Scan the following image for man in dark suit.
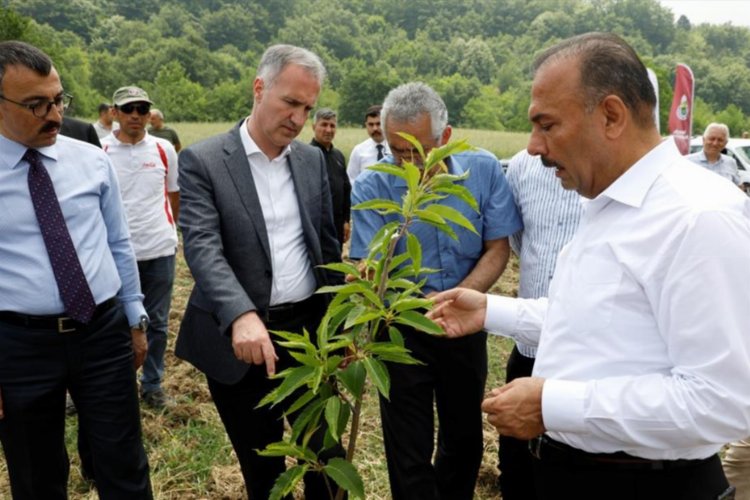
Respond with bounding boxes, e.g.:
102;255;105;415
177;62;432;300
176;44;343;499
60;115;101;148
310;107;351;247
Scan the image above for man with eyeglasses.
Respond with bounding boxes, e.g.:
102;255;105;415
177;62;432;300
0;41;152;498
102;86;180;410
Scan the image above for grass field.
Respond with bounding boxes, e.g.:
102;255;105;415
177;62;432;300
0;123;525;499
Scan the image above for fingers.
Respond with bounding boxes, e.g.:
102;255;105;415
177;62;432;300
430;288;460;306
262;342;278;377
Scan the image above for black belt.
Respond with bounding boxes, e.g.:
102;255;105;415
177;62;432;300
265;295;321;323
0;297;119;333
528;434;712;471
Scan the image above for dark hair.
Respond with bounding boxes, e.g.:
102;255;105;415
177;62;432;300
364;105;382;122
98;103;112;113
0;41;53;96
314;107;337;122
533;32;656;128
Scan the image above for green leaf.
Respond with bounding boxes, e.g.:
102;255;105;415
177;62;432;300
338;360;366;398
258;441;308;460
257;365;316;408
414;208;446;225
366;163;409;181
345;309;385;329
393;310;444;335
288;351;320;367
353;198;403;214
423;204;479;235
397;132;426;160
388;326;405;346
268;464;308;500
324;397;343;442
391;297;432;313
363;357;390;399
364;342;420;365
433;184;479;212
284;388;317;416
290;397;325;442
323;458;366;499
406;233;421;274
318;261;361;277
426;139;474;166
404;160;421;194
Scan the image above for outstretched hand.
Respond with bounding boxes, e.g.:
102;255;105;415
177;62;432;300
426;287;487;337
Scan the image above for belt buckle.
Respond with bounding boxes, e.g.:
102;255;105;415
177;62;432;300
57;317;76;333
529;435;543;460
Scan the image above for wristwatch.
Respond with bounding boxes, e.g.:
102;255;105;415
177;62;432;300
132;315;149;332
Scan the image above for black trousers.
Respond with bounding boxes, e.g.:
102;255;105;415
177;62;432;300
532;444;731;500
498;345;537;500
206;295;345;500
0;303;152;499
379;328;488;500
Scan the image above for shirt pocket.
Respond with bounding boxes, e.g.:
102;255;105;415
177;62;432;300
566;250;623;332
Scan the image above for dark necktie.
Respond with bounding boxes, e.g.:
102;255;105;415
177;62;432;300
376;144;384;161
25;149;96;323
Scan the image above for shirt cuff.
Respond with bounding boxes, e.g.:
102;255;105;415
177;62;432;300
122;300;147;327
484;294;519;333
541;378;587;433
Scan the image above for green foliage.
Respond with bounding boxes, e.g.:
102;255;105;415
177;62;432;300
3;0;748;128
258;135;479;499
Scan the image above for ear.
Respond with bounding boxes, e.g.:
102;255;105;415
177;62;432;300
253;77;264;102
600;95;627;139
440;125;452;145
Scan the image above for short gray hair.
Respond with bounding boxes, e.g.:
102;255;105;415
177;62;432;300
256;44;326;89
704;122;729;139
314;108;337;122
150;108;165;120
381;82;447;141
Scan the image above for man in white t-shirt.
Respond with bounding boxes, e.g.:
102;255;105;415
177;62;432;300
102;86;179;409
346;104;390;184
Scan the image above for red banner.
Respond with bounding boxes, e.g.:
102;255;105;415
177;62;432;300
668;63;694;155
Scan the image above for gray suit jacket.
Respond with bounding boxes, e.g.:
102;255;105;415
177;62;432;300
176;122;341;384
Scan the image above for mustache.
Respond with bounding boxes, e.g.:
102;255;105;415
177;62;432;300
41;120;61;133
540;156;557;168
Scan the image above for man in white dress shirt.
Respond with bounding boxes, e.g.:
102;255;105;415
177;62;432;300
346;104;389;184
429;32;750;500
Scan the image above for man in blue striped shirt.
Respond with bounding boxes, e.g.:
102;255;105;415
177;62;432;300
499;149;582;500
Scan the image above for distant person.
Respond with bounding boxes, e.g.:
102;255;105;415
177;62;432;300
102;86;180;410
175;44;344;499
92;102;118;139
498;149;582;500
351;82;521;500
0;40;151;498
310;107;351;246
428;32;750;500
742;131;749;139
347;104;390;184
149;108;181;152
687;122;740;185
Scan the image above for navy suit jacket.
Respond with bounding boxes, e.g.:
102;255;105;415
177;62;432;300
175;122;341;384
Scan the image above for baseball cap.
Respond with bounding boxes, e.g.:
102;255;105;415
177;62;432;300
112;86;153;107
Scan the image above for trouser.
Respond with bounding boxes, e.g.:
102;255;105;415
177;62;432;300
379;328;488;500
532;436;731;500
78;255;176;481
206;294;346;500
0;302;152;499
724;437;750;500
498;345;537;500
138;254;176;394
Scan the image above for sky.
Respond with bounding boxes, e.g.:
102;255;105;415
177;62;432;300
657;1;750;27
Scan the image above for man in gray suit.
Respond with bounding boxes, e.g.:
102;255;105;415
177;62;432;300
176;44;343;499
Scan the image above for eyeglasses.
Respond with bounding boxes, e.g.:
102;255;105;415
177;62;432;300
0;93;73;118
117;103;151;115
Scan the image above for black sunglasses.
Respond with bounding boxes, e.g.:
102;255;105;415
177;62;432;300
118;103;151;115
